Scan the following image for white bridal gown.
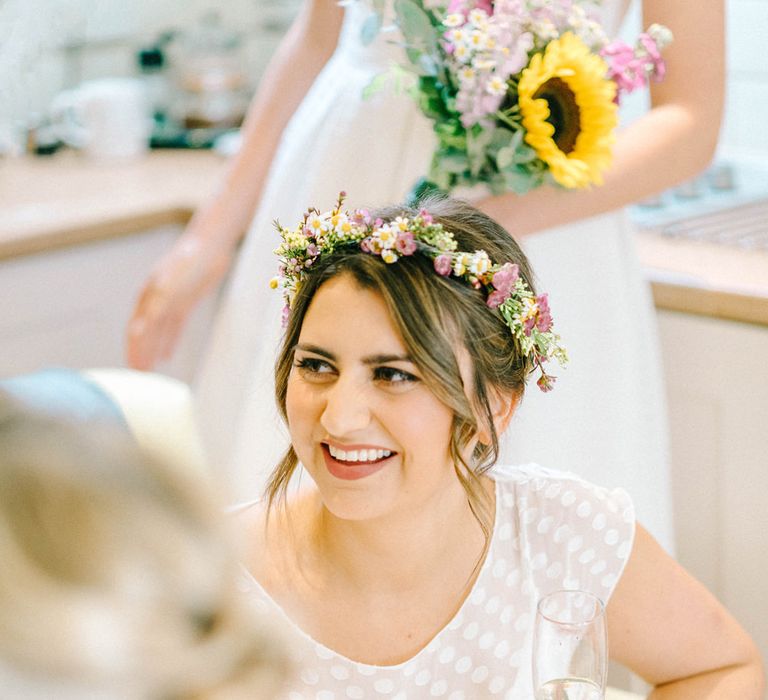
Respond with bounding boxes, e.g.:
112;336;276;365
194;0;674;552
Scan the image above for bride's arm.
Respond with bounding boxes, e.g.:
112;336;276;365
478;0;725;236
607;525;765;698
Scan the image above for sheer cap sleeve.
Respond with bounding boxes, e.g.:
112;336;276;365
494;464;636;607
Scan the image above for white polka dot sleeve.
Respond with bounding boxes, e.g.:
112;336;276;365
494;464;636;607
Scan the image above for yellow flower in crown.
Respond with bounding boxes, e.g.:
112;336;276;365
306;212;330;235
453;252;473;276
373;224;398;249
469;250;492;276
393;216;410;232
518;32;618;189
330;211;354;237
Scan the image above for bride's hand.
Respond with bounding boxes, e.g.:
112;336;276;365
126;234;235;370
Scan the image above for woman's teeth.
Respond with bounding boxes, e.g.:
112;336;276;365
328;446;392;462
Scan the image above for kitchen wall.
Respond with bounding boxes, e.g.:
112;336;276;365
1;0;767;161
0;0;302;150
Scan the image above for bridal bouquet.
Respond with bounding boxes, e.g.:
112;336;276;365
376;0;672;195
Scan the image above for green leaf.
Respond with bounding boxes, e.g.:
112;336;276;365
363;64;418;100
362;71;390;100
466;127;494;177
439;153;470;173
394;0;441;72
503;167;540;194
513;144;539;164
496;146;516;169
360;12;382;46
429;160;455;190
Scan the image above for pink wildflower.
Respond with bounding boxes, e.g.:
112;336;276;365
535;293;553;332
434;254;452;276
281;305;291;328
638;32;666;81
486;289;508;309
419;209;434;224
306;243;319;256
395;231;417;255
537;372;555;393
352;208;372;225
447;0;493;17
523;315;537;336
491;262;519;295
601;41;645;98
360;238;372;253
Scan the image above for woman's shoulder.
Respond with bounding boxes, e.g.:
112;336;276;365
489;462;633;509
489;462;636;601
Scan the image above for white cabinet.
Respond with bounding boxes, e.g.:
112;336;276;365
0;226;216;381
659;310;768;662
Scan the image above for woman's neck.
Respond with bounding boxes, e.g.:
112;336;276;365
308;474;496;595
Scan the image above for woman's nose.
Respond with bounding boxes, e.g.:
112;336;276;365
320;375;371;437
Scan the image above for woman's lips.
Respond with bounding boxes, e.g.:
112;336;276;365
321;444;394;481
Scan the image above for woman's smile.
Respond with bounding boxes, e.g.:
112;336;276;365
321;442;396;481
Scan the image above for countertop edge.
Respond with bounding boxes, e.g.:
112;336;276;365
0;208;194;260
650;281;768;328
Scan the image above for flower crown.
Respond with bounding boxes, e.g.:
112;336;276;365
272;193;568;392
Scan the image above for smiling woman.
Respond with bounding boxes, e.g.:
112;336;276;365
236;195;764;699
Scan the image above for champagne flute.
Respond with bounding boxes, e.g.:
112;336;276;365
532;589;607;700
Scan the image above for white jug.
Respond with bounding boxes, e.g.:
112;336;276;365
51;78;151;160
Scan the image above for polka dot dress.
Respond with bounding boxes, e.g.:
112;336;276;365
239;464;635;699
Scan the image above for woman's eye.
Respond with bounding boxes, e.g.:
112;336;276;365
374;366;419;385
294;357;335;378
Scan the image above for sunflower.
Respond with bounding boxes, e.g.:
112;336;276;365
518;32;618;189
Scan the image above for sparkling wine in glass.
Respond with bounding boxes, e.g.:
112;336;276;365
532;589;607;700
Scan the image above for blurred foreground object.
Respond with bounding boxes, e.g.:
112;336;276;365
0;381;291;699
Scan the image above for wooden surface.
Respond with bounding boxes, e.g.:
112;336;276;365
635;231;768;327
0;150;226;259
2;150;767;327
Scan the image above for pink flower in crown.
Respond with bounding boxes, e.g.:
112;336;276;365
360;238;372;253
353;208;372;226
537;372;555;393
434;254;452;276
419;209;434;224
395;231;417;255
491;262;519;296
306;243;319;257
486;289;507;309
281;305;291;327
535;293;553;332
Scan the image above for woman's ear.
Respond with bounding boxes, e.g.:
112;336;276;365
476;390;520;446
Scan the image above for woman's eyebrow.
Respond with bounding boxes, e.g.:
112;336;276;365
362;353;415;365
295;346;414;365
294;343;336;360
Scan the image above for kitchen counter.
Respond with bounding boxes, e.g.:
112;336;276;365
2;150;767;326
0;150;227;259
